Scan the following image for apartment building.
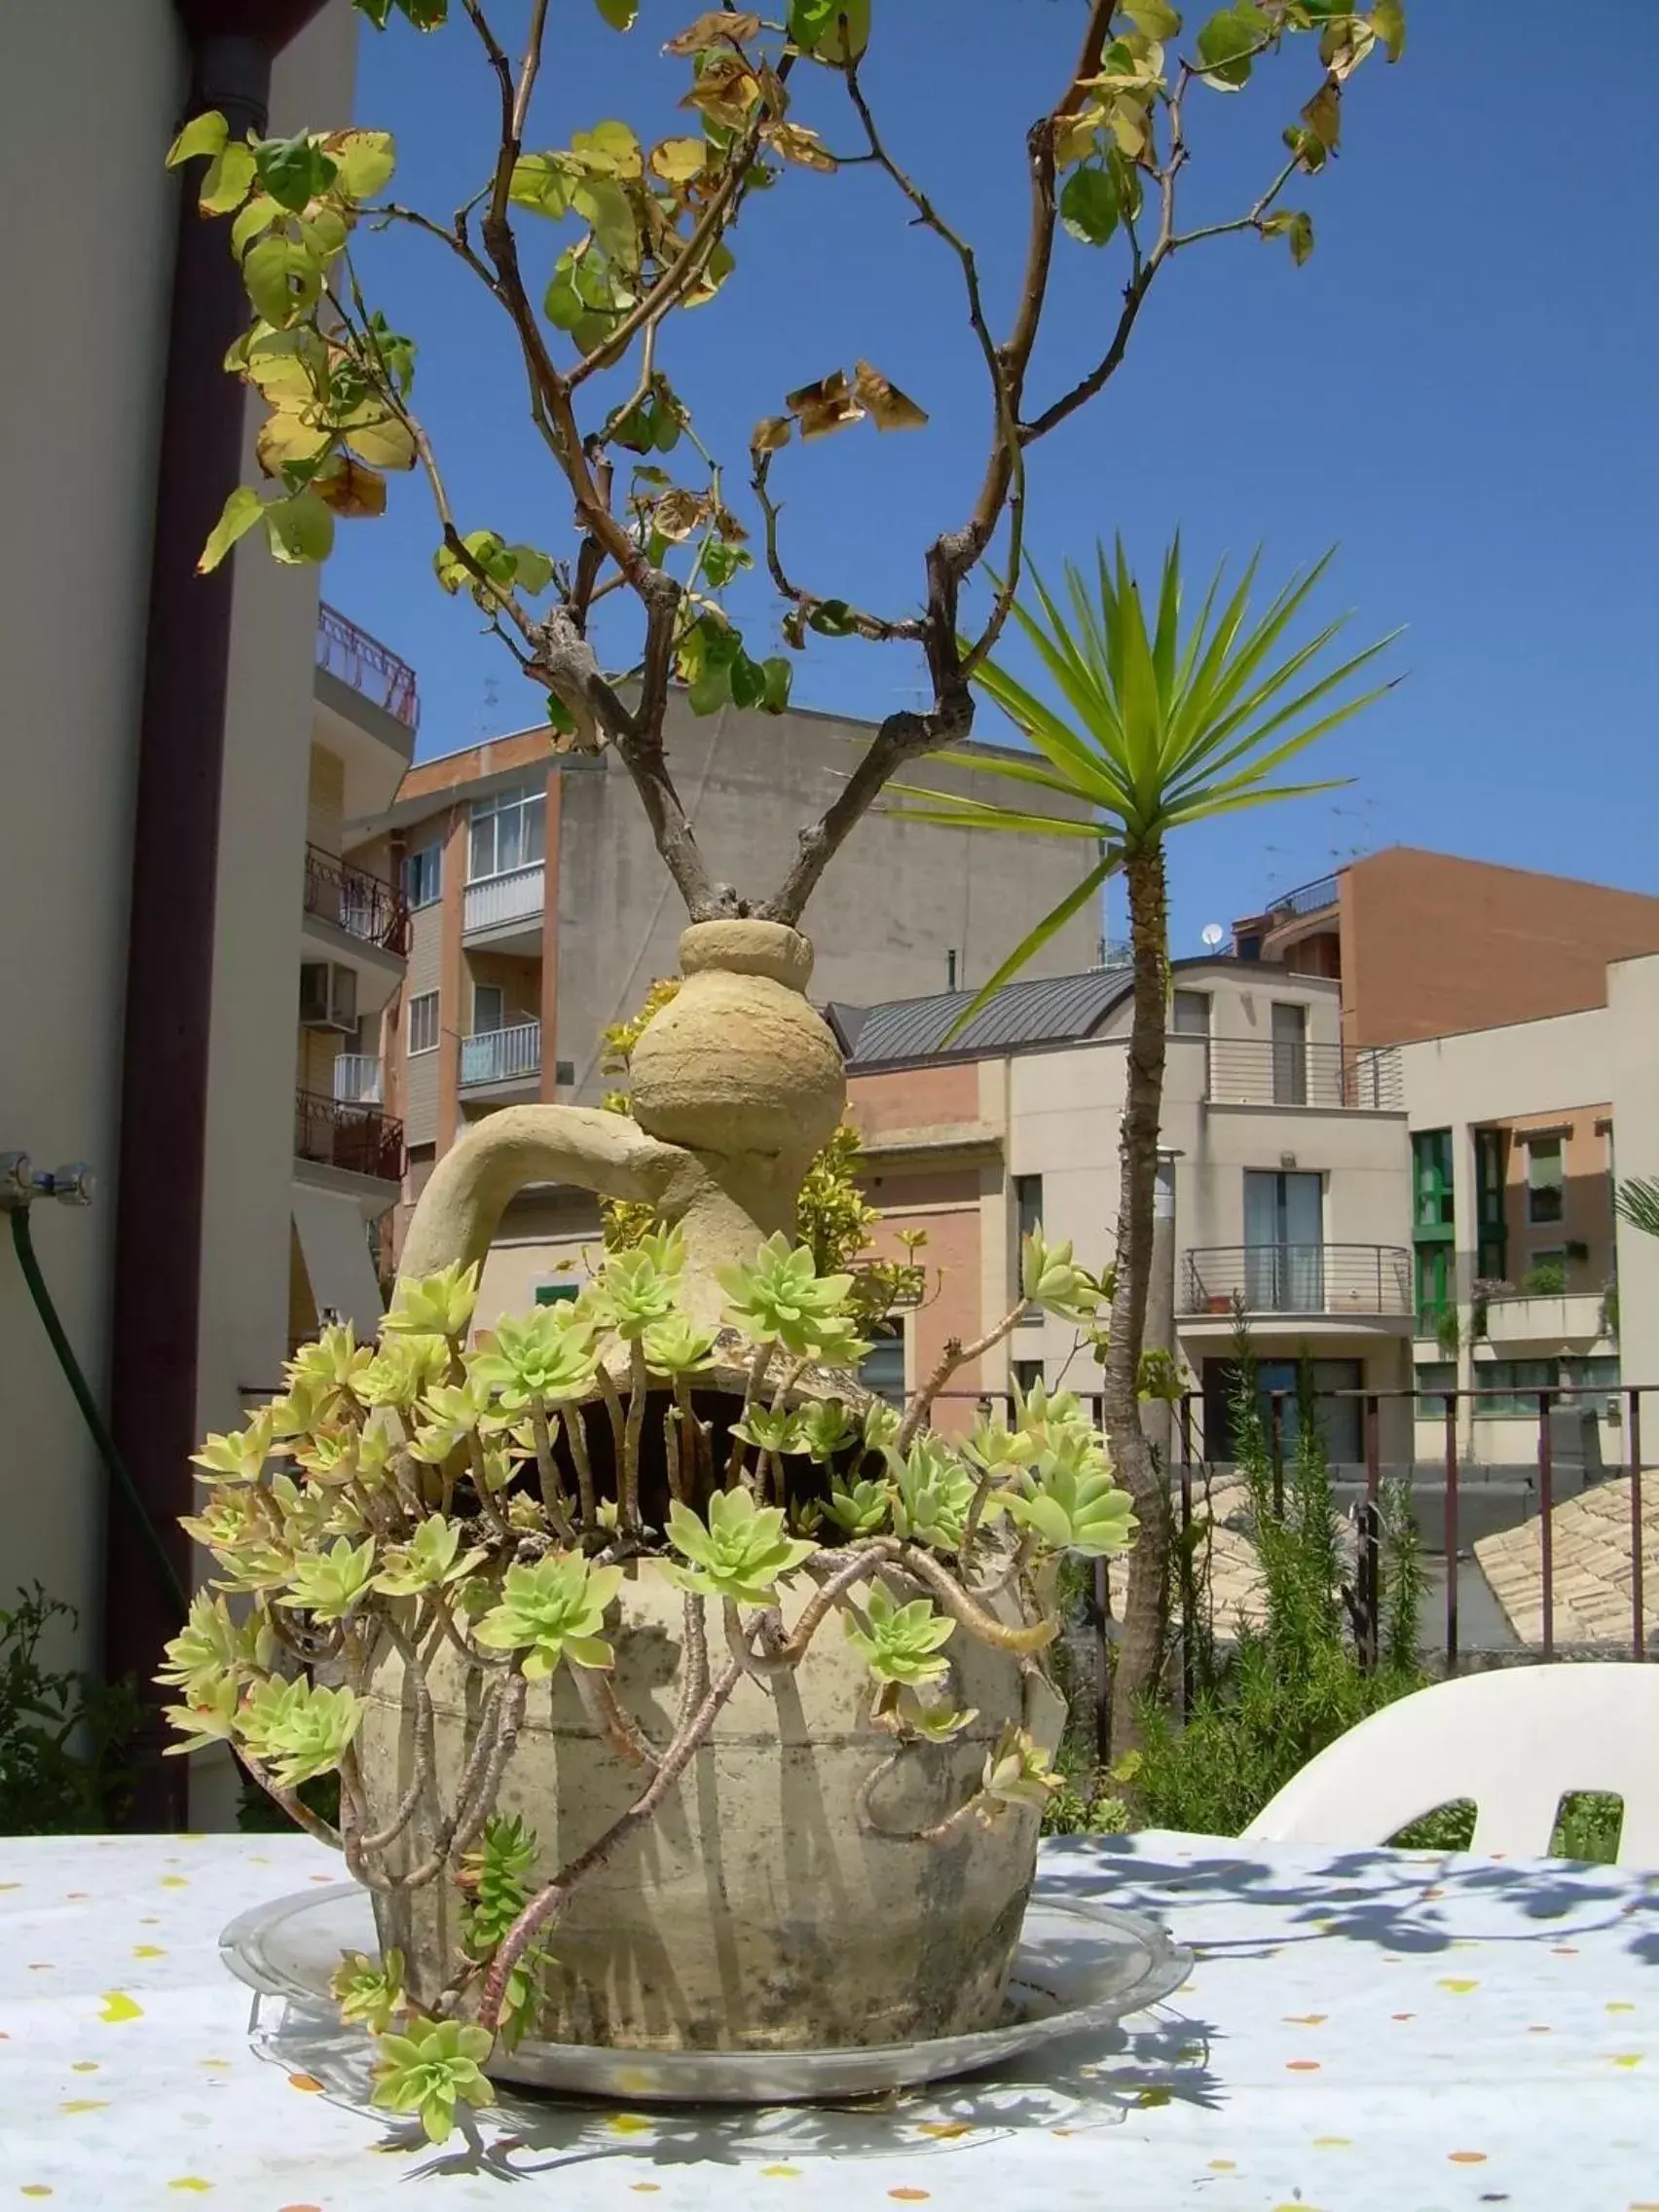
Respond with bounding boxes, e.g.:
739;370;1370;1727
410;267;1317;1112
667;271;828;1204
1233;847;1659;1050
349;695;1105;1258
1398;949;1659;1473
288;608;416;1345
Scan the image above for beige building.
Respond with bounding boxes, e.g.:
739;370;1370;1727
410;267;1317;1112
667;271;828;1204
468;956;1417;1471
349;698;1107;1263
1399;949;1659;1473
0;0;362;1818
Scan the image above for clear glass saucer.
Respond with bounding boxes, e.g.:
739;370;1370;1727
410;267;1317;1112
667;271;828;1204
220;1882;1190;2106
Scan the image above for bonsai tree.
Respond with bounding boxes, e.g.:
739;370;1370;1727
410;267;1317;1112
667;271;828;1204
892;538;1396;1747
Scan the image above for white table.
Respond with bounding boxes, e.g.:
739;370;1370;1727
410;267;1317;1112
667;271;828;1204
3;1828;1658;2208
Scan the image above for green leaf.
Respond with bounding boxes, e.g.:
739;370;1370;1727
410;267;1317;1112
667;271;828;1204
759;655;793;714
593;0;638;23
572;178;638;262
790;0;869;60
264;489;335;565
242;236;323;328
231;194;281;257
507;544;554;594
1196;7;1259;89
166;111;228;168
1281;124;1327;173
256;132;340;214
1371;0;1405;59
687;662;731;716
393;0;448;22
1121;0;1181;32
1264;208;1314;265
511;153;576;218
807;599;858;638
729;653;767;712
198;485;265;574
1300;79;1342;152
545;691;576;737
199;140;256;214
1059;165;1119;247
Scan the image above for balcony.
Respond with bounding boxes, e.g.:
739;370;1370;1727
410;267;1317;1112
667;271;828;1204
1183;1243;1414;1324
316;603;419;731
1269;871;1338;922
1480;1290;1611;1350
1204;1038;1402;1111
295;1088;404;1184
461;1019;541;1091
463;863;545;947
333;1053;383;1105
304;844;411;958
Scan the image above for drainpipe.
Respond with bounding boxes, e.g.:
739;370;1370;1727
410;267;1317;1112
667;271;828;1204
108;0;330;1828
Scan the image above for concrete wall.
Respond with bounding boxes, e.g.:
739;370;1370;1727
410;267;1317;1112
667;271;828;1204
0;0;185;1664
1609;955;1659;1396
400;898;444;1144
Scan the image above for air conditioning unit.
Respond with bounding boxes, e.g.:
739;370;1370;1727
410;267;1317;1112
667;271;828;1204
300;960;358;1033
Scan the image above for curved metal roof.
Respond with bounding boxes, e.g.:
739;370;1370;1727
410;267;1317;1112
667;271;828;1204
839;967;1133;1068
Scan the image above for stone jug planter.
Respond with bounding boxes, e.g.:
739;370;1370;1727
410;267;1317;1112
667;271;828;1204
349;918;1065;2056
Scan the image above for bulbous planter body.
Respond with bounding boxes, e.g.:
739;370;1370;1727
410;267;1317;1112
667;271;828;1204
359;1562;1064;2056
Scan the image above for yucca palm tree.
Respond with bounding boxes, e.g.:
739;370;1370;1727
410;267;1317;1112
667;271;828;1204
1616;1179;1659;1241
898;538;1397;1751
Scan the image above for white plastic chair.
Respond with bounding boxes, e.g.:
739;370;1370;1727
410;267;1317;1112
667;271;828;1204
1241;1664;1659;1864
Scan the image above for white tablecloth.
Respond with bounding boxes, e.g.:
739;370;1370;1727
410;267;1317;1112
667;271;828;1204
4;1828;1659;2208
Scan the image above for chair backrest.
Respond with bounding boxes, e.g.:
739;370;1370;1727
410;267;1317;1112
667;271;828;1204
1241;1664;1659;1864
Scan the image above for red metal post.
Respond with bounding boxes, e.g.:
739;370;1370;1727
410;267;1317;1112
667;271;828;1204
1363;1391;1382;1670
1537;1390;1555;1661
1443;1392;1459;1676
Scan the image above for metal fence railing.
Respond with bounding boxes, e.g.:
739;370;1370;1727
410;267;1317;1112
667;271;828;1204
1184;1243;1414;1318
1204;1038;1403;1111
460;1019;541;1088
294;1088;404;1184
1268;871;1338;921
304;843;411;957
315;602;420;730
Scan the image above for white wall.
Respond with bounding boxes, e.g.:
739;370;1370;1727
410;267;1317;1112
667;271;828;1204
0;1;185;1667
1609;954;1659;1394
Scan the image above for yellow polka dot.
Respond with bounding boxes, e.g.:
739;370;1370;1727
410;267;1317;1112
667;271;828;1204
1436;1978;1478;1995
198;2059;232;2070
916;2122;972;2138
760;2168;801;2180
1608;2002;1637;2013
19;2189;53;2199
888;2194;931;2204
97;1992;142;2024
69;2063;98;2075
132;1946;166;1960
1284;2012;1327;2025
287;2074;324;2093
59;2100;108;2115
1207;2161;1236;2172
166;2184;213;2195
0;1883;22;1893
606;2115;651;2136
159;1877;189;1891
1611;2053;1645;2068
1312;2136;1352;2148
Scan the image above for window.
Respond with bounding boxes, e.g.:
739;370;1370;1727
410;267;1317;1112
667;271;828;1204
1474;1357;1556;1418
408;990;439;1055
1013;1358;1046;1397
1413;1128;1455;1232
1271;1000;1308;1105
1527;1134;1565;1224
401;840;442;909
469;785;545;882
1201;1356;1362;1463
1414;1359;1456;1416
534;1281;580;1307
473;984;504;1036
1014;1174;1043;1242
859;1322;905;1403
1172;990;1210;1036
1416;1243;1453;1334
555;1058;575;1087
1242;1169;1324;1310
1474;1125;1508;1280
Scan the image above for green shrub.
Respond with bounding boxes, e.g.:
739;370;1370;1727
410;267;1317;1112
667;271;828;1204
0;1585;139;1834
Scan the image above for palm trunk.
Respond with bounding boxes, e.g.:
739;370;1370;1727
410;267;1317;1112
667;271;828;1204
1102;842;1170;1756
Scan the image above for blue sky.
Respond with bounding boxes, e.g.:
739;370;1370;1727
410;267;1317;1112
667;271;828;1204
327;1;1659;956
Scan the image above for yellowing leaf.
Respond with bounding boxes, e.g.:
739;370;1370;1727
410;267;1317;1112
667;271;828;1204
853;359;928;431
593;0;639;24
751;414;793;455
342;412;418;470
327;127;396;199
681;53;761;129
98;1990;144;2023
652;488;706;541
231;194;281;258
664;10;760;54
649;135;708;183
571;120;643;179
1371;0;1406;61
1054;102;1106;167
242;236;322;329
1301;79;1342;152
764;122;835;171
166;110;228;168
255;409;332;476
199;140;256;215
198;486;265;573
313;455;387;518
785;367;864;439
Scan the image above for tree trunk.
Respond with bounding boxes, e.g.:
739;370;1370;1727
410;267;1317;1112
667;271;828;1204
1103;842;1171;1755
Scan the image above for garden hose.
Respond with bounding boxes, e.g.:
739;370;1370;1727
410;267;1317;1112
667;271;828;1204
8;1204;190;1621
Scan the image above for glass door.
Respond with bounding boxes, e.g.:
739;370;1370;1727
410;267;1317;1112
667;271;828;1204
1244;1170;1324;1310
1271;1001;1308;1105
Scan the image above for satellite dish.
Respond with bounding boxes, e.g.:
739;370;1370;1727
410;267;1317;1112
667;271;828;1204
1201;923;1225;950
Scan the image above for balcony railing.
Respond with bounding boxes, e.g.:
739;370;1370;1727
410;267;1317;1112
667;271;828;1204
304;843;411;957
463;863;545;938
316;602;420;730
1184;1243;1413;1318
295;1088;404;1183
461;1019;541;1088
333;1053;383;1105
1268;871;1339;922
1204;1038;1402;1111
